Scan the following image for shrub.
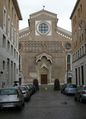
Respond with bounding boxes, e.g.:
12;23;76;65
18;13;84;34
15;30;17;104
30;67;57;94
54;79;60;91
33;79;39;91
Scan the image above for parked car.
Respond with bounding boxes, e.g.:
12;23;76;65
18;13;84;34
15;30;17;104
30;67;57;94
0;87;24;109
74;85;86;102
20;85;30;101
61;84;77;95
27;84;37;95
24;85;33;96
61;84;67;94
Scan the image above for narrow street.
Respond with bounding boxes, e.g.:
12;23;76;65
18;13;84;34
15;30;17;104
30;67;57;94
0;88;86;119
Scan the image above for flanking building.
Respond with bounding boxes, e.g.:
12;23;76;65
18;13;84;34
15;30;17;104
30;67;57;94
70;0;86;85
0;0;22;87
19;9;72;85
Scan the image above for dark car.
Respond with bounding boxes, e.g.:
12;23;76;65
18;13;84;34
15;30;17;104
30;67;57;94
74;85;86;102
0;87;24;109
20;85;30;101
27;84;37;95
61;84;67;94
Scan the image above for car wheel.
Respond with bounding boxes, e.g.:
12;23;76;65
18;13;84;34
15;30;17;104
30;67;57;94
74;97;77;101
22;102;25;107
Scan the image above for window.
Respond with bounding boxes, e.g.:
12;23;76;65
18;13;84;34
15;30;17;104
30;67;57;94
3;61;5;70
65;42;71;50
85;44;86;53
78;67;80;85
78;8;80;17
16;52;18;60
67;55;71;70
16;33;18;49
82;33;84;41
75;68;78;85
81;65;84;85
11;45;13;55
8;0;10;11
16;20;19;28
7;41;10;51
8;16;10;38
2;35;6;48
80;4;82;13
82;46;84;55
13;28;16;45
14;49;16;58
37;22;50;35
19;43;21;49
76;52;77;60
78;50;79;58
39;23;48;33
3;8;7;32
11;24;13;42
12;7;14;20
80;48;81;56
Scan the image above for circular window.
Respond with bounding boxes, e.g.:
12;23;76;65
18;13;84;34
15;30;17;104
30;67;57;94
65;42;71;50
37;22;50;35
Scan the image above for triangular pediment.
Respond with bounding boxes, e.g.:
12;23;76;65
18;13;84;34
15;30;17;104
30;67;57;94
30;9;57;19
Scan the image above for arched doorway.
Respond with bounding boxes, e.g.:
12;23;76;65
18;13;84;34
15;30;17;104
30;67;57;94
36;53;52;85
40;67;48;84
41;74;47;84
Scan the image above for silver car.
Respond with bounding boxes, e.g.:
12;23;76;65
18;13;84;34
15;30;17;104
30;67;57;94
64;84;77;95
74;85;86;102
0;87;24;109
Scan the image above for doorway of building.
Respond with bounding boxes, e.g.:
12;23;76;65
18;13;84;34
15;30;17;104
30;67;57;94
41;74;47;84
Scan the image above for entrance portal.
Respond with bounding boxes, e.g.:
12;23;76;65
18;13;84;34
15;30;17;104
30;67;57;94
41;74;47;84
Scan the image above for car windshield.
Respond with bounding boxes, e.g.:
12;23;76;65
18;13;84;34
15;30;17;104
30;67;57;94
0;88;17;95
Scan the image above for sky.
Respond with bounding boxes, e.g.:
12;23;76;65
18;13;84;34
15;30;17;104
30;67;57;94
17;0;77;31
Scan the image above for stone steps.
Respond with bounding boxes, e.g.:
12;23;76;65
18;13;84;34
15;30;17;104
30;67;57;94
39;85;54;92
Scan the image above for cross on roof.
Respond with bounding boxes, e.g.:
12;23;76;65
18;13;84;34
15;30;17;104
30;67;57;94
43;5;45;10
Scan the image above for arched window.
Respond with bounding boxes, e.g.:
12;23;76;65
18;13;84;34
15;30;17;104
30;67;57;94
67;55;71;71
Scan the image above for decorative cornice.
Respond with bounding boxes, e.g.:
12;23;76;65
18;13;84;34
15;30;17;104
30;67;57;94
57;27;72;40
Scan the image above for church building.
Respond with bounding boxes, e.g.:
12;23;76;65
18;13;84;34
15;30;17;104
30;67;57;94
19;9;72;85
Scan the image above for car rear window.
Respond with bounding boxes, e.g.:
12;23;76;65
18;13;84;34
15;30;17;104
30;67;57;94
20;86;27;91
67;84;77;88
0;88;17;95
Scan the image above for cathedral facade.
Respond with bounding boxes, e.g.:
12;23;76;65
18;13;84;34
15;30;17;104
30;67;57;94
19;9;72;85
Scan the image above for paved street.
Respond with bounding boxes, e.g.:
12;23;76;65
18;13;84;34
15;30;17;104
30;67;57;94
0;88;86;119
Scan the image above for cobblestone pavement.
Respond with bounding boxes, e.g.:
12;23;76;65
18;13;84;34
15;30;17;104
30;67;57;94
0;88;86;119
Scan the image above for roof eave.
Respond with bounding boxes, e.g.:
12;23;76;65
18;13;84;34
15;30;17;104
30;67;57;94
12;0;22;20
70;0;80;19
